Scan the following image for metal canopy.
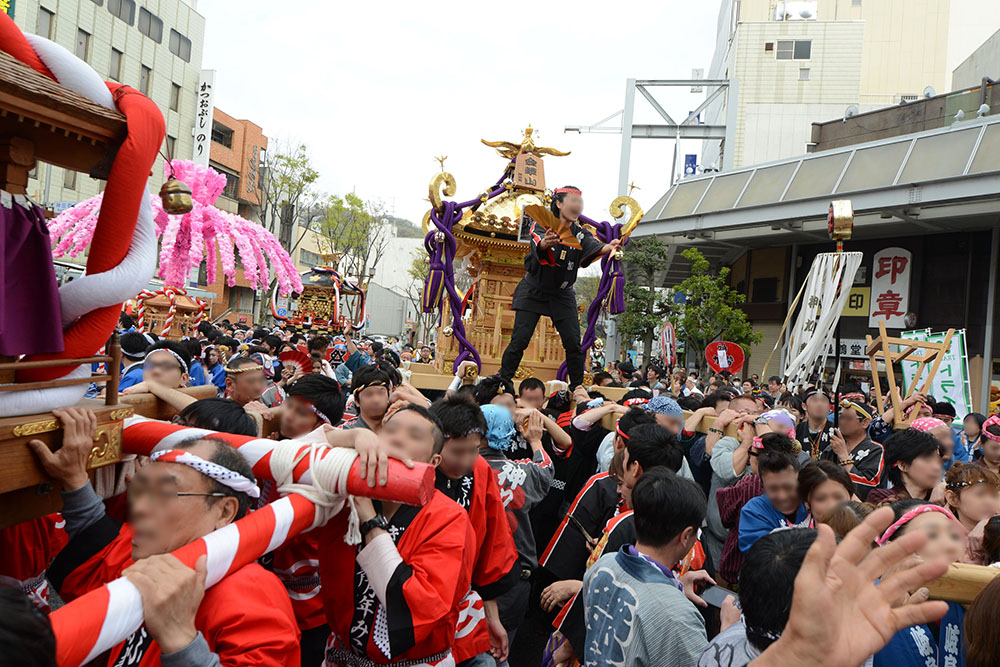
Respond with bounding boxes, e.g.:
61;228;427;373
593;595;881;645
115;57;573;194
639;114;1000;239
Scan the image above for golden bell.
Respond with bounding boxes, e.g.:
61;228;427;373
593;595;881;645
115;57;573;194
159;178;193;215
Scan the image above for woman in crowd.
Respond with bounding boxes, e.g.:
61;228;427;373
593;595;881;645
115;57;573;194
873;499;966;667
204;344;226;394
959;412;987;460
796;461;855;528
910;417;957;469
866;429;943;505
965;575;1000;667
943;463;1000;536
817;500;876;539
972;415;1000;475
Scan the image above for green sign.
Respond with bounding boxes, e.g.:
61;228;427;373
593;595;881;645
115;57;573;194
899;329;972;423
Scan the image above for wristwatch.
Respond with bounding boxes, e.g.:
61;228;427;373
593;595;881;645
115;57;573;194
360;514;389;541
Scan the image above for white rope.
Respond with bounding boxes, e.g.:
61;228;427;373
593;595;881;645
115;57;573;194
783;252;863;390
267;426;362;544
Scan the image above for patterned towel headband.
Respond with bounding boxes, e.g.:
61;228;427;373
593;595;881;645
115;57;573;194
983;415;1000;442
146;348;188;374
839;399;872;421
875;505;958;546
910;417;948;433
297;398;331;424
623;397;650;407
150;449;260;499
353;380;389;395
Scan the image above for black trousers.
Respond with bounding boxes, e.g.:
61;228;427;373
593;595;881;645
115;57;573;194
500;309;585;387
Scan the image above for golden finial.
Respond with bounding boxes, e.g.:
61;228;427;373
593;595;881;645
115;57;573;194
434;155;448;172
628;181;640;197
481;126;571;160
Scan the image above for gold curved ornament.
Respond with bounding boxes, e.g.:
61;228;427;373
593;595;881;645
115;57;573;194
421;209;432;236
109;407;134;421
513;365;535;380
87;423;122;469
429;172;457;214
13;419;59;437
610;195;644;239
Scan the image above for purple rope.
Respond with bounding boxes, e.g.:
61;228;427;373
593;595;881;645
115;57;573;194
556;215;627;382
423;172;508;373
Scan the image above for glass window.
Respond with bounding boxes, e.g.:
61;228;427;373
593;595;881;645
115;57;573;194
137;8;163;43
695;171;752;213
799;67;810;81
139;65;151;95
835;142;911;193
75;29;90;62
221;171;240;199
109;48;122;80
969;124;1000;175
63;169;77;189
165;135;176;158
777;40;811;60
169;29;192;63
37;8;54;39
169;83;181;111
736;163;798;207
782;152;850;200
300;249;324;267
211;122;233;148
659;179;712;218
108;0;135;25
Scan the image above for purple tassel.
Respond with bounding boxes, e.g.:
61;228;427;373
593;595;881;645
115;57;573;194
422;266;444;313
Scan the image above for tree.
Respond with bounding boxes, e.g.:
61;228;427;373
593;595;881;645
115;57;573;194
404;248;435;343
668;247;762;380
618;236;671;367
575;275;601;329
253;141;320;322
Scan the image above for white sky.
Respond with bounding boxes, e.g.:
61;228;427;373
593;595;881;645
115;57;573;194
197;0;720;225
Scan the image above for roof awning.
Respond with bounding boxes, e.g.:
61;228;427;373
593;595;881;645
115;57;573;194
637;113;1000;254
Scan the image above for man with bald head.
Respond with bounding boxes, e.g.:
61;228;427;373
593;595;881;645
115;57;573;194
31;408;299;667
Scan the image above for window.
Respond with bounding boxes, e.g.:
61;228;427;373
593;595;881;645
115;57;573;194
211;121;234;148
169;29;192;62
91;0;103;5
799;67;811;81
221;171;240;199
75;29;91;62
169;83;181;111
165;135;176;158
776;39;811;60
37;8;54;39
63;169;77;189
137;8;163;43
300;249;324;267
139;65;151;95
232;286;254;312
852;0;862;5
764;42;774;52
108;0;135;25
109;48;122;80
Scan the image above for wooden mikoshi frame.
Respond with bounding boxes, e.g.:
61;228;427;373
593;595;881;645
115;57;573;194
865;321;954;428
925;562;1000;605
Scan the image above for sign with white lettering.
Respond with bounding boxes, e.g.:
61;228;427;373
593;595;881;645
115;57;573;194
869;247;911;328
192;70;216;167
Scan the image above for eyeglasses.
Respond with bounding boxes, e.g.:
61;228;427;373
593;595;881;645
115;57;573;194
127;484;228;504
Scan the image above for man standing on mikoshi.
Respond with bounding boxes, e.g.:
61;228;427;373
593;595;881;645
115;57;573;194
499;187;620;389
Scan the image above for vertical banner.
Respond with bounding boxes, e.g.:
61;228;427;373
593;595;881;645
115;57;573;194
899;329;973;424
869;247;911;328
192;70;216;167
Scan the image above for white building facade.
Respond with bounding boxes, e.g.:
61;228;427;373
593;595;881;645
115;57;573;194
11;0;205;212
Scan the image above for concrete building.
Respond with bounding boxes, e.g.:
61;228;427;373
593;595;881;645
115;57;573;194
12;0;205;212
196;107;270;323
702;0;1000;171
365;282;419;338
953;27;1000;89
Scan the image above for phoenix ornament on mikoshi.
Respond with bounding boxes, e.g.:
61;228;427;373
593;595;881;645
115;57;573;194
48;159;303;297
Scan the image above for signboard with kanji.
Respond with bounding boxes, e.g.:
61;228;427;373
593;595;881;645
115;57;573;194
661;322;676;367
842;286;870;317
513;152;544;192
899;328;973;424
193;70;216;167
869;247;911;328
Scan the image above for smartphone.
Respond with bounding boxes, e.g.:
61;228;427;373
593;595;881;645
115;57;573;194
699;584;737;608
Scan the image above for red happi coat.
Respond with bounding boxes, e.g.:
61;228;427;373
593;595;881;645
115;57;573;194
318;491;476;666
51;521;300;666
0;514;68;612
440;455;519;662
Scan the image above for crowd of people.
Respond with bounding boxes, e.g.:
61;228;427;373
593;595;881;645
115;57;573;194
3;315;1000;667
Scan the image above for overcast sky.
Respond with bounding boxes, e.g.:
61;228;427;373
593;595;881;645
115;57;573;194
197;1;720;225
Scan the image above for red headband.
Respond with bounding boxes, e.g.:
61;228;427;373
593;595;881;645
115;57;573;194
615;421;629;441
554;187;582;195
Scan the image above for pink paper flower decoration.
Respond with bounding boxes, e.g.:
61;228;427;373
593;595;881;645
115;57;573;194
49;159;303;296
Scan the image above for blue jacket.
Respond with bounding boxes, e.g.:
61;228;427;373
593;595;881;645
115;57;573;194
118;362;144;391
188;360;207;387
874;601;964;666
738;495;807;554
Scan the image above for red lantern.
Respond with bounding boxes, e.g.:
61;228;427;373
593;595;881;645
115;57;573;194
705;341;745;374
